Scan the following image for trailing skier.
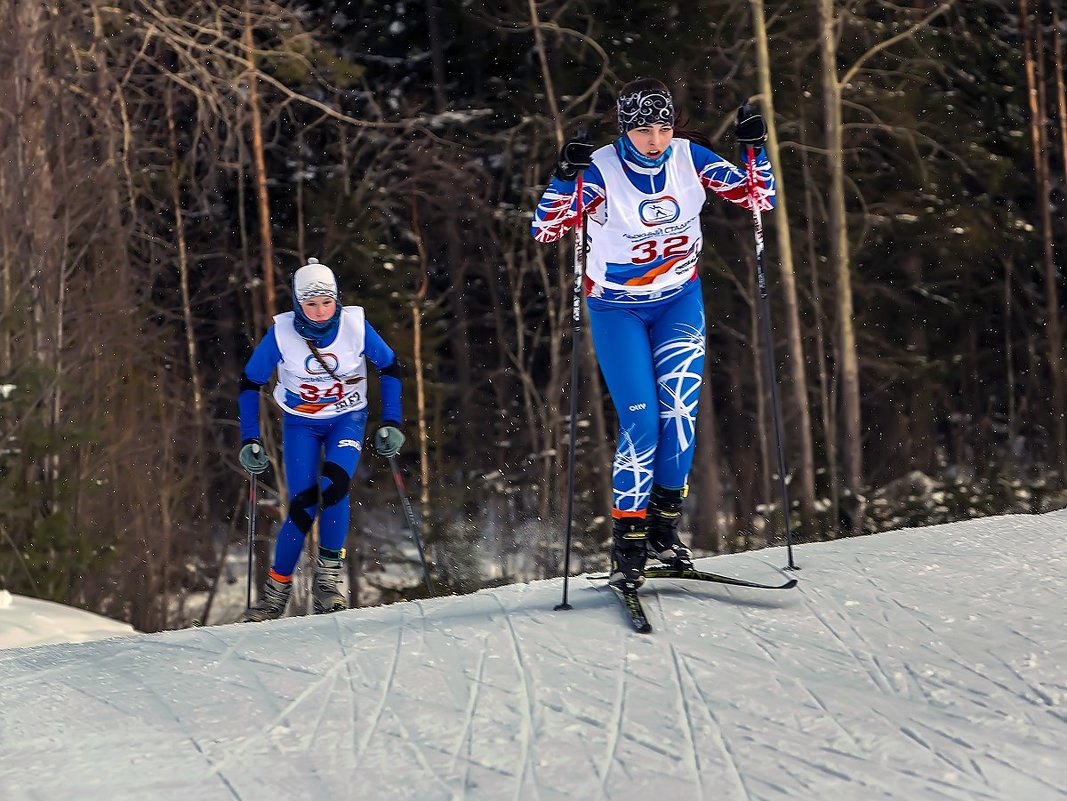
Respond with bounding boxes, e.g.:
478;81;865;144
532;78;775;594
237;259;405;622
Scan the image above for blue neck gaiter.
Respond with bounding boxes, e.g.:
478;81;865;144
293;304;341;345
616;136;673;170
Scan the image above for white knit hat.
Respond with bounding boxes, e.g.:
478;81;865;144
293;258;338;303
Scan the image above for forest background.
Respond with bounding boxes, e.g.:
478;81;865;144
1;0;1065;632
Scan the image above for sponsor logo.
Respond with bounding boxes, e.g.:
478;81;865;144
638;197;680;226
338;439;362;450
628;402;647;412
332;393;364;412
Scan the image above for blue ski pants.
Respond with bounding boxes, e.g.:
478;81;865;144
271;409;368;577
588;279;706;515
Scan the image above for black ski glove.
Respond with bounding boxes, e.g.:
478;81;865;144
735;102;767;150
555;134;595;181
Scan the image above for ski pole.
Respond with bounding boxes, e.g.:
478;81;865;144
744;129;798;571
387;454;436;596
556;169;586;611
246;474;257;610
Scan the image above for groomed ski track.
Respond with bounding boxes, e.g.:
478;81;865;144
2;512;1066;801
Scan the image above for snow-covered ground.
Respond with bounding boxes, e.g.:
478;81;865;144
1;512;1065;800
0;589;136;649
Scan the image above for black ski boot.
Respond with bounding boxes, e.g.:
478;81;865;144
647;485;694;570
609;516;648;591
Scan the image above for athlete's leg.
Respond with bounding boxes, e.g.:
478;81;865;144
318;409;369;553
589;298;661;587
588;298;660;516
272;414;326;578
650;280;706;487
308;410;368;614
646;282;706;567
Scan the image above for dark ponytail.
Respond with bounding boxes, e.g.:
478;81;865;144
672;120;713;150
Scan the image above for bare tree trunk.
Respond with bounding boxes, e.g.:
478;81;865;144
425;0;448;112
527;0;564;147
165;86;205;420
816;0;958;530
800;128;839;537
1001;255;1017;454
0;168;8;369
526;1;571;523
818;0;864;533
1021;1;1066;478
749;0;817;534
244;13;276;320
410;198;432;509
1055;8;1067;224
749;256;773;542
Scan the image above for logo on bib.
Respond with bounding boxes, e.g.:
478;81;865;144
305;352;340;374
639;197;680;226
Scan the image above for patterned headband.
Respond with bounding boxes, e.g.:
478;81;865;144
617;90;675;132
295;280;338;304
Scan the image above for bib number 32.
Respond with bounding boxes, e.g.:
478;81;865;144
631;235;691;265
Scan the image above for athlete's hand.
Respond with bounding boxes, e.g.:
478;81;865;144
374;424;405;458
735;101;767;149
555;133;595;181
239;439;269;476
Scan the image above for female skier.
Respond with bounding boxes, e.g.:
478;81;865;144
237;258;405;621
532;78;775;590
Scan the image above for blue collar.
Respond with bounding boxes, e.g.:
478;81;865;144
293;304;341;345
616;136;673;169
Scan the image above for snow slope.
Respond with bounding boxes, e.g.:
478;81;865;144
0;589;136;649
1;512;1065;801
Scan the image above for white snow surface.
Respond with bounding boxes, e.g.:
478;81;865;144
2;512;1066;801
0;589;136;649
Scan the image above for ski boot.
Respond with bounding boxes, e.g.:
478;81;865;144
647;485;694;570
312;553;347;615
242;574;292;622
609;516;648;591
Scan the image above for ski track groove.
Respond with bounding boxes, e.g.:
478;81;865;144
491;592;539;801
299;657;341;759
596;632;630;801
159;628;325;679
651;587;706;800
895;720;979;787
988;650;1059;708
206;611;407;781
803;587;898;695
61;669;245;800
449;631;489;794
378;705;459;798
689;677;753;801
353;607;406;763
985;751;1067;796
385;600;461;799
340;617;364;792
939;649;1063;725
670;646;709;801
731;581;876;754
